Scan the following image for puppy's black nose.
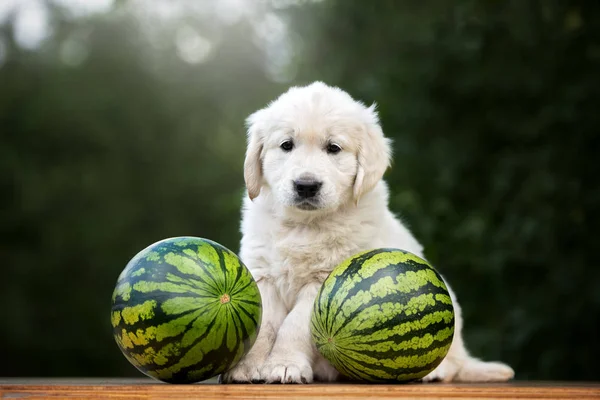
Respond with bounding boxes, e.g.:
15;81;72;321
294;179;322;199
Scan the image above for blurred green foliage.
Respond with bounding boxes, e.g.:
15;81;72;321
1;0;598;380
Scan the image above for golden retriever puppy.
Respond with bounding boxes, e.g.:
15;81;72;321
222;82;514;384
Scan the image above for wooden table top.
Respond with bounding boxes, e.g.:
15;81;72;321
1;378;599;399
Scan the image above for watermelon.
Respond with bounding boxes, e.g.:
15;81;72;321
311;248;454;383
111;237;262;384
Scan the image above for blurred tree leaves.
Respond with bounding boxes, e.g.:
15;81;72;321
1;0;599;380
0;7;284;377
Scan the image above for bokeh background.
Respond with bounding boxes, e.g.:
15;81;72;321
1;0;599;380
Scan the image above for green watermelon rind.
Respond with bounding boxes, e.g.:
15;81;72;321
311;248;454;383
111;237;262;384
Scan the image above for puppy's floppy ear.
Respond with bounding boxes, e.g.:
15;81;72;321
244;109;267;201
354;104;392;202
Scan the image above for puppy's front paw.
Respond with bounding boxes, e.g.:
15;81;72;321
261;358;313;384
221;357;264;383
221;324;280;383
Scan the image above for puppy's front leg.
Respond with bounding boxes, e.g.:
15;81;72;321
261;283;319;383
221;279;286;383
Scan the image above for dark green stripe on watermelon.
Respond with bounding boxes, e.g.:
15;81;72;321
311;248;454;383
111;237;262;384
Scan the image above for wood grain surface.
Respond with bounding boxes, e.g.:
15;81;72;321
1;379;599;399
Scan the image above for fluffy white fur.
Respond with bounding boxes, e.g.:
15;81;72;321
222;82;514;384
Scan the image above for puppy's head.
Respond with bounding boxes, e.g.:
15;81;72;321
244;82;391;213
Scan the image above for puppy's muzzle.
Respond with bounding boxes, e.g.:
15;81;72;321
294;178;322;199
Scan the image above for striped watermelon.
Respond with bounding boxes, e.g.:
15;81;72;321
311;248;454;383
111;237;262;384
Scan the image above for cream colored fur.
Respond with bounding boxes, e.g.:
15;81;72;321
222;82;514;384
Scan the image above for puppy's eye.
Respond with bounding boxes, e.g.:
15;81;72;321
280;140;294;152
326;143;342;154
